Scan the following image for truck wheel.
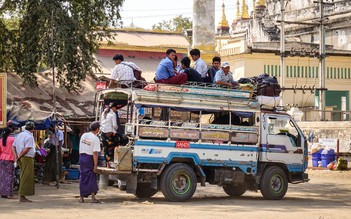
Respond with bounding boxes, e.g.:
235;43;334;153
160;163;197;202
223;184;247;197
135;183;158;198
107;180;115;186
260;166;288;200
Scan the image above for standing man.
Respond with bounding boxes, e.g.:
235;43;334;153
108;54;142;88
155;49;187;85
190;49;208;81
13;121;36;203
79;121;101;203
43;123;64;184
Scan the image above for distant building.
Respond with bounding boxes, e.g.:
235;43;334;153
215;0;351;121
96;28;190;81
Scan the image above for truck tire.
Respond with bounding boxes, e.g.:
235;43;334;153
107;180;115;186
135;183;158;198
160;163;197;202
223;184;247;197
260;166;288;200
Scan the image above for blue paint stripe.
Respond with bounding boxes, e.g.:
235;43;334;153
134;155;258;174
135;140;259;152
287;164;304;172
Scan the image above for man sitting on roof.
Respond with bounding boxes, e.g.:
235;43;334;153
155;49;187;85
214;62;238;88
108;54;142;88
180;57;202;82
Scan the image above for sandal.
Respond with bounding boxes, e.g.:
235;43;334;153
91;199;101;203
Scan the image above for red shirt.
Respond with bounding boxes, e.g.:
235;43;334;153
0;136;15;161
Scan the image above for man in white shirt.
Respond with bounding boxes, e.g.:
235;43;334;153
12;121;36;203
100;102;119;167
79;121;101;203
108;54;142;88
190;49;208;80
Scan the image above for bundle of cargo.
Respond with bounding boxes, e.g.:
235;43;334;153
238;74;281;107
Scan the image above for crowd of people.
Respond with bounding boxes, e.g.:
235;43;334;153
0;120;103;204
108;48;238;88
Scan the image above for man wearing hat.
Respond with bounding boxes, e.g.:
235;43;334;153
79;121;101;203
214;62;237;87
12;121;36;202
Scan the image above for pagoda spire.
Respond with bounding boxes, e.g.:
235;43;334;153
217;0;230;35
256;0;266;7
236;0;241;19
241;0;249;19
218;0;229;28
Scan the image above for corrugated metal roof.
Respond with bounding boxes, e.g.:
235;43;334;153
6;72;97;120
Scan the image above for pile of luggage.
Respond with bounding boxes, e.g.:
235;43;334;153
238;74;281;107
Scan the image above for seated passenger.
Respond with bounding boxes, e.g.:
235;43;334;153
155;49;187;85
108;54;141;88
206;56;221;83
213;62;238;88
180;57;202;82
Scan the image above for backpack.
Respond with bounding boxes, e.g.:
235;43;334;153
121;63;145;81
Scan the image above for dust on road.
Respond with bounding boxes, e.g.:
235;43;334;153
0;169;350;219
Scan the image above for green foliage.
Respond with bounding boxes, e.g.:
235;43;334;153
152;15;192;34
0;0;124;92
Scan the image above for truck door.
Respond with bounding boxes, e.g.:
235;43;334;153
262;114;306;172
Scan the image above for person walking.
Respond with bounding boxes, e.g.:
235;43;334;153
0;128;16;199
79;121;101;203
12;121;36;203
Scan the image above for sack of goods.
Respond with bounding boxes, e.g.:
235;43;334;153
256;74;281;97
254;74;280;107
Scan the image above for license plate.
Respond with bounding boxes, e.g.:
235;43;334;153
175;141;190;149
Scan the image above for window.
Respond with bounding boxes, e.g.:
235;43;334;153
266;116;299;146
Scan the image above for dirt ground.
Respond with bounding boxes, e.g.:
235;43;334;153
1;169;350;219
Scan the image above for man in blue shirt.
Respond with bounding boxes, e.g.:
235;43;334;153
155;49;187;85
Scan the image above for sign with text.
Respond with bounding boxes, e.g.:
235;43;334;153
318;138;338;150
0;73;6;128
96;81;107;90
175;141;190;149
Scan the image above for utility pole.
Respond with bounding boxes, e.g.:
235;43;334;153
279;0;286;106
314;0;334;121
318;0;326;121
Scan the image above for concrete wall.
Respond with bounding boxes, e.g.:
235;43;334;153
298;121;351;152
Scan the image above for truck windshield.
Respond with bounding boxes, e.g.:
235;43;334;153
267;116;298;138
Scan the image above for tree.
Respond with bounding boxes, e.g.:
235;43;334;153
152;15;192;35
0;0;123;92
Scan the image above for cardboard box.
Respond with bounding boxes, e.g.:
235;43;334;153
115;147;132;171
